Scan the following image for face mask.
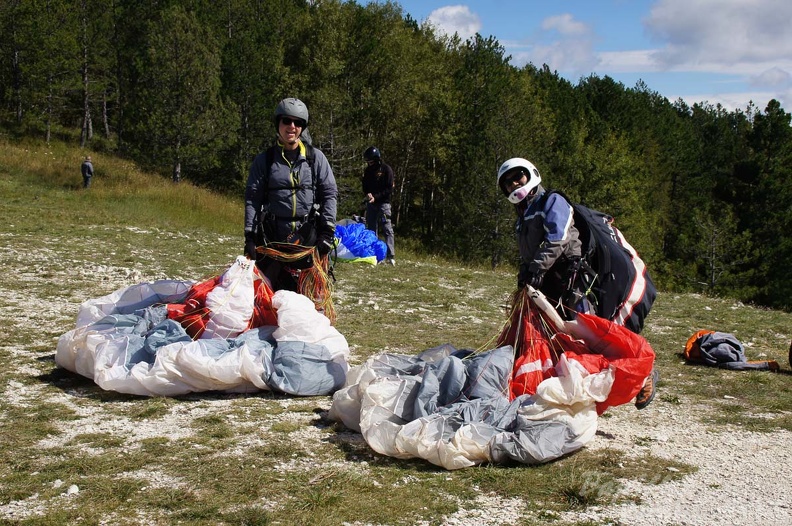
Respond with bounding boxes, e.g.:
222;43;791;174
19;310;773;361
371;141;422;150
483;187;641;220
508;183;534;204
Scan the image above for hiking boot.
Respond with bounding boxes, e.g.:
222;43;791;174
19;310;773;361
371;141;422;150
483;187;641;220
635;368;659;410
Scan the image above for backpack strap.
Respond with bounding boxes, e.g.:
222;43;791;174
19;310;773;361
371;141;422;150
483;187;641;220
305;143;317;195
540;188;602;297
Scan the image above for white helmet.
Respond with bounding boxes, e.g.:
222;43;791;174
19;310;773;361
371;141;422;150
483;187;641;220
497;157;541;204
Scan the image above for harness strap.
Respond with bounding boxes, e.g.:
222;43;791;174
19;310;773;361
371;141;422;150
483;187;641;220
258;142;319;234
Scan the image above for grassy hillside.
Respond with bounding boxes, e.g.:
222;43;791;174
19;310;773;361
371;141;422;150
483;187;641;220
1;138;791;525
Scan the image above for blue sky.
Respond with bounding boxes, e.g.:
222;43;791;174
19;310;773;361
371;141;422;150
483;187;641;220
372;0;792;112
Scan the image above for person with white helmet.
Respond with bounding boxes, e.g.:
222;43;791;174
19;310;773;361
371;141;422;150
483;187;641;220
497;157;587;316
498;157;658;409
244;97;338;292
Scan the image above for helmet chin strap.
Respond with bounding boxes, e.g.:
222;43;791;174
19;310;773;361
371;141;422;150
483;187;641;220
508;183;534;204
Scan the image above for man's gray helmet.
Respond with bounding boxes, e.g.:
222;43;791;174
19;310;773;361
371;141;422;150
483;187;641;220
363;146;381;161
496;157;542;204
274;98;309;126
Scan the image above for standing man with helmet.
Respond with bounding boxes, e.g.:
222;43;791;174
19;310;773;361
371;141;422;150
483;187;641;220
244;97;338;292
497;156;657;409
362;146;396;265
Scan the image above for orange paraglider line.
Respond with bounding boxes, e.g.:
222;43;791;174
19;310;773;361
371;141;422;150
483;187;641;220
258;242;336;325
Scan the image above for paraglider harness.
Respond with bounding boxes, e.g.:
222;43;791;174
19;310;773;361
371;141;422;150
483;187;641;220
539;190;656;333
254;144;330;271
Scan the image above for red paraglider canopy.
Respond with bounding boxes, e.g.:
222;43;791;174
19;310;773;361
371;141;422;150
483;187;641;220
167;268;278;339
497;288;655;414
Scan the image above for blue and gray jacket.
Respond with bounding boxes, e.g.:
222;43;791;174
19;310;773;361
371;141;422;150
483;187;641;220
516;186;582;274
244;141;337;243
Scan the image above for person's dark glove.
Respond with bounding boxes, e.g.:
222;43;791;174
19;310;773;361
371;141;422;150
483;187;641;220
517;263;531;288
527;270;545;289
244;232;258;260
316;235;334;257
518;264;545;289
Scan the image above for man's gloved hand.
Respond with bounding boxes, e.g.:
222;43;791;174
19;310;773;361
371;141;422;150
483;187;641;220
316;235;334;257
527;270;545;289
244;232;258;260
518;264;544;289
315;222;336;258
517;263;531;289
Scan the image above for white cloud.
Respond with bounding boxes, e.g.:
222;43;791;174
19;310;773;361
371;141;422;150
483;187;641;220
541;14;589;37
598;50;792;77
640;0;792;108
426;5;481;41
597;50;657;73
423;1;792;112
750;67;792;88
505;13;598;76
644;0;792;75
529;41;600;76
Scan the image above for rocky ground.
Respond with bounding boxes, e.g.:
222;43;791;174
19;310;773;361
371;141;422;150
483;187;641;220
560;401;792;525
2;242;791;525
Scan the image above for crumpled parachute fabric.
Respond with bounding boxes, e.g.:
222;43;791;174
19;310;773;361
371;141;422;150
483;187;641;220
334;222;387;263
56;259;349;397
329;290;655;470
330;344;609;470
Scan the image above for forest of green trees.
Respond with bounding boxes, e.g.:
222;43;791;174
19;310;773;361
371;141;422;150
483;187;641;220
2;0;792;311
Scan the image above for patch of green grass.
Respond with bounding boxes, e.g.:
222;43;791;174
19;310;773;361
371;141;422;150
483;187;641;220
660;393;682;405
218;507;273;526
644;292;792;429
427;449;696;517
115;397;178;420
269;421;302;434
192;414;235;440
0;403;78;445
274;469;460;526
333;260;511;360
139;437;172;454
71;433;126;449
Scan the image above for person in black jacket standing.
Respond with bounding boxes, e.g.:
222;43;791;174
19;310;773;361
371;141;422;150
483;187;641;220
362;146;395;265
81;156;94;189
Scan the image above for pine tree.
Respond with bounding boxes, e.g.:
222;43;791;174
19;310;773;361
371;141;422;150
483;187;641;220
126;5;238;183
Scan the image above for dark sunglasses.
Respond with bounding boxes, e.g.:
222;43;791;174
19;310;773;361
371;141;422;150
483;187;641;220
280;117;305;127
502;170;527;185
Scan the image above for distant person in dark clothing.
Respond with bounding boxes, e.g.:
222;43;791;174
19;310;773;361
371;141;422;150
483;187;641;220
81;156;94;188
362;146;395;265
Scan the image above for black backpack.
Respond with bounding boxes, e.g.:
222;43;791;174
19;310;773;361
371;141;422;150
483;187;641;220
545;190;657;334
